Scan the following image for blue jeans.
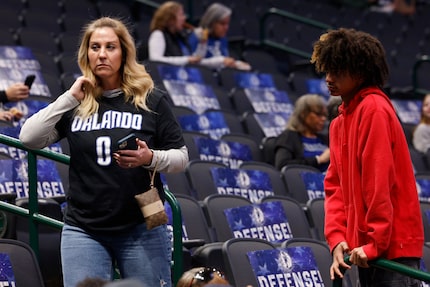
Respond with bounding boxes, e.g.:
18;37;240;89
358;258;421;287
61;223;172;287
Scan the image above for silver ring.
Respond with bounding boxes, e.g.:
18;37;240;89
128;164;132;168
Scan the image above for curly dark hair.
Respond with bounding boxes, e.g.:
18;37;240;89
311;28;389;88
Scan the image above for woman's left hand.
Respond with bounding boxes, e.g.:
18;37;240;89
113;139;154;168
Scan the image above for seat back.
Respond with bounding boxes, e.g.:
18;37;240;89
410;146;430;173
14;197;63;287
175;194;215;245
242;47;280;75
423;243;430;272
0;239;45;287
182;131;210;161
202;194;252;242
281;238;331;287
281;164;324;204
307;197;326;241
161;172;193;198
260;195;313;239
222;238;276;287
420;201;430;242
240;161;288;197
221;133;262;162
186;160;228;201
260;136;277;166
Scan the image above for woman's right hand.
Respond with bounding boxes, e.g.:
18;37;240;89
318;148;330;164
69;76;95;102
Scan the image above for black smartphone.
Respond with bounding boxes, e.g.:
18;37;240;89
117;133;138;150
24;74;36;89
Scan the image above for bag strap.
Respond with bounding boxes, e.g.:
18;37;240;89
149;157;159;188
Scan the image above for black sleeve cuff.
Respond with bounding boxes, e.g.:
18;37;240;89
0;91;8;104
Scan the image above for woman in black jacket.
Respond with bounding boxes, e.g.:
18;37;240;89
274;94;329;172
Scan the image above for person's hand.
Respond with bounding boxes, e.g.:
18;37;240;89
223;57;236;68
69;76;95;102
188;55;202;64
0;110;14;121
330;241;351;280
234;60;252;71
349;246;369;268
113;139;154;169
318;148;330;164
5;83;29;102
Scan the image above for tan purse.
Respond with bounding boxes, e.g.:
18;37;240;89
134;161;168;230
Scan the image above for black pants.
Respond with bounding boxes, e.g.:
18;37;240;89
358;258;421;287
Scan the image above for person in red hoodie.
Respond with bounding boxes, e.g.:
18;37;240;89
311;28;424;287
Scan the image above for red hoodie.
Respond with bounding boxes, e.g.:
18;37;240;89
324;87;424;260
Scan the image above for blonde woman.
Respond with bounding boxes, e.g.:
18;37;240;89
20;17;188;287
148;1;201;65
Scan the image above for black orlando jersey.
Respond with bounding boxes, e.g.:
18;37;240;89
56;89;185;233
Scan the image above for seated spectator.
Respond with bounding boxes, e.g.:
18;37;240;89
0;109;19;121
176;267;232;287
189;3;251;71
0;82;30;104
369;0;416;15
0;82;29;121
413;93;430;162
148;1;202;66
274;94;329;172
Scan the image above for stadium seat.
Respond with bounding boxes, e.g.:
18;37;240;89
281;238;331;287
222;238;277;287
0;239;45;287
202;194;252;242
185;160;228;201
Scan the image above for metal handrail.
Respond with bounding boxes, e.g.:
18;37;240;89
0;133;184;285
259;7;332;59
412;55;430;97
333;255;430;286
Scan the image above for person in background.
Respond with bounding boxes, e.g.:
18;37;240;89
0;82;30;104
148;1;202;66
274;94;330;172
0;82;29;121
413;94;430;154
19;17;188;287
412;93;430;167
189;3;251;70
311;28;423;286
369;0;416;15
176;267;232;287
0;109;15;121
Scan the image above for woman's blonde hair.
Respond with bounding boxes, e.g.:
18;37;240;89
76;17;154;118
176;267;230;287
150;1;183;32
287;94;327;133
